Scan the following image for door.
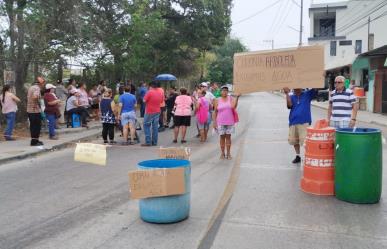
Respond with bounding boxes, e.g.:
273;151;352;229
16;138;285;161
374;70;387;113
382;71;387;114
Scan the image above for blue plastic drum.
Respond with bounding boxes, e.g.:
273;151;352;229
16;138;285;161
138;159;191;223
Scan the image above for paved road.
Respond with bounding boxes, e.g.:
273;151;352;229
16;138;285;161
0;93;386;249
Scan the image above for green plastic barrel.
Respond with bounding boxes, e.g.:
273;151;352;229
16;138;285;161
335;128;383;204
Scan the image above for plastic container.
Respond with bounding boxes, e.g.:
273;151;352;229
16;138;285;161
335;128;382;204
354;87;365;97
72;113;81;128
138;159;191;223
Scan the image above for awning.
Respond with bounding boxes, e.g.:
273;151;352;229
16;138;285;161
359;45;387;57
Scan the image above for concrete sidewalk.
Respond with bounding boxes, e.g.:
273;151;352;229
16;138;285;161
0;121;102;165
273;91;387;127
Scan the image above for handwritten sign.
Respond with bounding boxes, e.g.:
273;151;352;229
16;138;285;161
233;46;325;94
128;168;185;199
159;147;191;160
74;143;107;166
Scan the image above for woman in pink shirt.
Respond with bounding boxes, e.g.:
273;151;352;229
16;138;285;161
213;86;240;160
173;88;192;143
0;85;20;140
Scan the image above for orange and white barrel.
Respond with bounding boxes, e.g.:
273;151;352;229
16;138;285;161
301;121;335;196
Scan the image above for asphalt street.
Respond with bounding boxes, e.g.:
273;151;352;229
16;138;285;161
0;92;386;249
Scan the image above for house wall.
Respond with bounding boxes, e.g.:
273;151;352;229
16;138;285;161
308;0;387;70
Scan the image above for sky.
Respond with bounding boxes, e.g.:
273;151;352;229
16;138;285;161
230;0;344;51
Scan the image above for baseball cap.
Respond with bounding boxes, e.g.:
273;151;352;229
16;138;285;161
70;89;78;94
45;83;56;90
200;82;208;87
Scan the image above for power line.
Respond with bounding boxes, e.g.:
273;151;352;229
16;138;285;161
266;0;287;37
336;0;387;33
273;0;294;39
344;9;387;35
233;0;284;26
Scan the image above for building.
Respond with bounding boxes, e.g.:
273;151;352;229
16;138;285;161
308;0;387;113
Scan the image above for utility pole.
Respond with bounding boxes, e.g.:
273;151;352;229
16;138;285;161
299;0;303;46
367;16;371;51
263;40;274;50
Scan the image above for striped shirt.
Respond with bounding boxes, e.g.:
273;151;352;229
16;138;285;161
329;88;356;121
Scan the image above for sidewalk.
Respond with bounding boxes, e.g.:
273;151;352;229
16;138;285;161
0;121;102;165
272;91;387;127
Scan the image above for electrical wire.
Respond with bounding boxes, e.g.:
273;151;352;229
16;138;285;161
336;0;387;33
266;0;287;37
344;9;387;36
273;0;294;39
233;0;284;26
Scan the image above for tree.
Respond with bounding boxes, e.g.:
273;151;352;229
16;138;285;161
208;37;247;84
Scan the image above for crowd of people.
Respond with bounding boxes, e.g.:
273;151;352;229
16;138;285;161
0;77;241;160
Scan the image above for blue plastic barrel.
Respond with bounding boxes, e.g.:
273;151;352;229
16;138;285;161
138;159;191;223
72;113;81;128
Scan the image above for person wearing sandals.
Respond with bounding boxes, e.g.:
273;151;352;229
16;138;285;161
100;88;116;144
173;88;193;144
117;86;137;145
213;86;240;160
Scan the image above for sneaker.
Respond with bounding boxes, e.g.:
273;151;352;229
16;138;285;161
141;143;151;147
109;140;117;144
104;140;109;144
5;137;16;141
292;155;301;164
49;136;59;140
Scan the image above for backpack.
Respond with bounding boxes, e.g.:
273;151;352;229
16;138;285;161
197;97;209;124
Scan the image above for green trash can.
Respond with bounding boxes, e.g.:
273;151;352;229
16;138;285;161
335;128;383;204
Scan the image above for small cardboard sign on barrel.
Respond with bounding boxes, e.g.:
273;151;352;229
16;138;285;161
301;120;335;196
128;147;191;224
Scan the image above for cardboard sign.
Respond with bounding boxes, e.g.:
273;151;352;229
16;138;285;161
159;147;191;160
233;46;325;94
128;168;185;199
74;143;107;166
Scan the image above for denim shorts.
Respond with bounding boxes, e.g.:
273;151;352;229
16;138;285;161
121;111;136;126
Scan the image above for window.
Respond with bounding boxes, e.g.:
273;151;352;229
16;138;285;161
319;18;336;37
339;40;352;46
355;40;362;54
330;41;337;56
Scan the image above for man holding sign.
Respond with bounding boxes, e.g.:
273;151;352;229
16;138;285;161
283;87;317;164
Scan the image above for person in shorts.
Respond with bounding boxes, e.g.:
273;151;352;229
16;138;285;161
117;86;137;145
173;88;192;143
283;87;317;164
213;86;240;160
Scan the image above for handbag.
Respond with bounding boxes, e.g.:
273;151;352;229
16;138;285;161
228;96;239;123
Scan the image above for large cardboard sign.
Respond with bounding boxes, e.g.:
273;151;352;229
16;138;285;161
128;168;185;199
74;143;107;166
159;147;191;160
233;46;325;93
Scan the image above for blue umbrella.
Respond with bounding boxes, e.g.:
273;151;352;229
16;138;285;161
155;74;177;81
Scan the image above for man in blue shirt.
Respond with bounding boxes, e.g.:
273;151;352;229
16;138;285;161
283;87;317;163
118;86;137;145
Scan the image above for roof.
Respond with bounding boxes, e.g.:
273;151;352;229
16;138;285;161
310;1;348;11
360;45;387;57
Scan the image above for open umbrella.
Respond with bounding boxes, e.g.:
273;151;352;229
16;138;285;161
155;74;177;81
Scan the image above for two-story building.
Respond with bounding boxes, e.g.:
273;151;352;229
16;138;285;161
308;0;387;113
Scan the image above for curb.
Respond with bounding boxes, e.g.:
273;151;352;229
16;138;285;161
0;130;101;165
